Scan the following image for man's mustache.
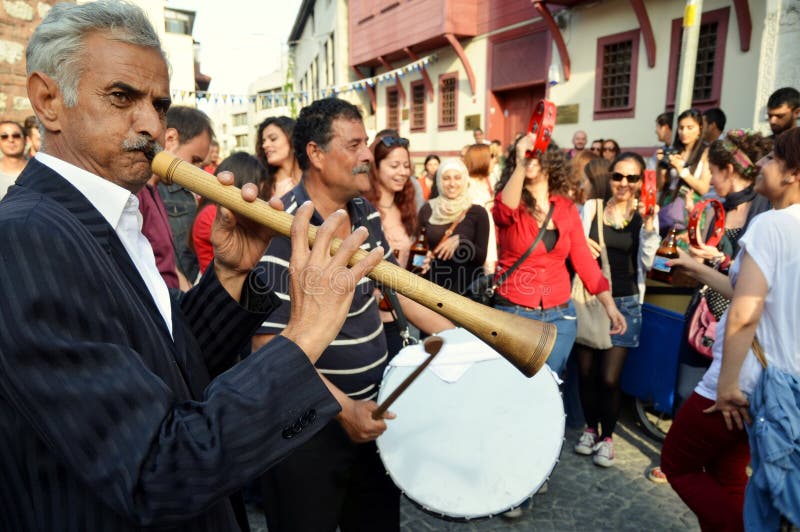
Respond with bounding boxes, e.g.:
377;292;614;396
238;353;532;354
352;164;370;175
122;136;163;161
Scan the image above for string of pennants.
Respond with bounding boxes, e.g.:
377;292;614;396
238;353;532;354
170;53;438;108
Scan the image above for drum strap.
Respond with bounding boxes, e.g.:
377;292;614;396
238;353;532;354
352;198;416;346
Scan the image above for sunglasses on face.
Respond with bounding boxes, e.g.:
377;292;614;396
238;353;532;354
602;146;617;152
611;172;642;183
0;133;22;140
380;136;409;149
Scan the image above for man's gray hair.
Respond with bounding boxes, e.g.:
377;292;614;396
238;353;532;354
26;0;166;107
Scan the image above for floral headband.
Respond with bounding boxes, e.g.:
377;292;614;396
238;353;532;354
721;129;758;178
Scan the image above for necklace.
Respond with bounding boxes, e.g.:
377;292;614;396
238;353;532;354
603;200;634;229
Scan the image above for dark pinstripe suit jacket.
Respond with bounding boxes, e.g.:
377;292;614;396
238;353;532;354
0;159;339;531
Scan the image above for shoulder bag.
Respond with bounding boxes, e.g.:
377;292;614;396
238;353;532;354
467;202;554;307
573;199;613;350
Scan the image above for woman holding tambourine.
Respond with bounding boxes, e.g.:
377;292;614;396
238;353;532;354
654;130;774;530
492;135;626;380
656;109;712;235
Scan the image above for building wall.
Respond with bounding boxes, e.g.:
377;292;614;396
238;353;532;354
548;0;768;149
0;0;60;123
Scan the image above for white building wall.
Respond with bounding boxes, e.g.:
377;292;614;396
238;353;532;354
548;0;767;149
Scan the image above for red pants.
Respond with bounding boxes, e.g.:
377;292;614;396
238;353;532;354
661;392;750;532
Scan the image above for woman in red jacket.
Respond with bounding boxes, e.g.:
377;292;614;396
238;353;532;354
493;135;626;377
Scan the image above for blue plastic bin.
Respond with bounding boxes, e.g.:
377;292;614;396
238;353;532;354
621;303;685;414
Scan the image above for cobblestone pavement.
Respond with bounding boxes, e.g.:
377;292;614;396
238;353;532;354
247;403;699;531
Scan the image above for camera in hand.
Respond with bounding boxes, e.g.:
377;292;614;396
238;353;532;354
657;147;679;170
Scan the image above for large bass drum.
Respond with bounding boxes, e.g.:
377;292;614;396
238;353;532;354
376;328;564;519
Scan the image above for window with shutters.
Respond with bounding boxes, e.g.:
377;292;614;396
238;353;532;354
438;72;457;130
386;87;399;131
593;29;640;120
410;81;426;132
666;7;729;110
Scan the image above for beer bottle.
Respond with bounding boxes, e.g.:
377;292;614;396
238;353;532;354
648;227;680;284
407;227;429;274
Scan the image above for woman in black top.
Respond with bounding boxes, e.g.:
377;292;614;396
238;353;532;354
418;158;490;295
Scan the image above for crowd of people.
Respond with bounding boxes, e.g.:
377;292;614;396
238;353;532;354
0;1;799;530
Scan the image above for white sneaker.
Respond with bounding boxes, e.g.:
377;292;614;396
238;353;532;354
502;507;523;519
592;438;615;467
574;429;598;455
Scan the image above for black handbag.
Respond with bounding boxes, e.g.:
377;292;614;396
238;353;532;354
466;203;554;307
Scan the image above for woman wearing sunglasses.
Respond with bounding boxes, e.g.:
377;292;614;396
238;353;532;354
601;139;621;162
0;120;27;199
417;158;490;295
364;134;417;356
573;153;660;467
657;108;712;234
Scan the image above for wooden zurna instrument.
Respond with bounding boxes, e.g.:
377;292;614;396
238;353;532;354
152;152;556;377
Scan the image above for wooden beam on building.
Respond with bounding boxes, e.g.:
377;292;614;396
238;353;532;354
444;33;477;96
732;0;752;52
403;47;434;103
377;55;406;106
350;65;376;113
532;1;571;81
630;0;657;67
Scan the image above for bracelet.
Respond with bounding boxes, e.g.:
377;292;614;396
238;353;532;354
679;167;690;179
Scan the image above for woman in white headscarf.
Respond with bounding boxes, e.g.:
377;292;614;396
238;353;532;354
417;158;490;295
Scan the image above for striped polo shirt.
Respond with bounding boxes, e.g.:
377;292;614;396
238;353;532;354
255;182;395;400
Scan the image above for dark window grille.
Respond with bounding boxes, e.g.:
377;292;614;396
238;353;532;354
411;83;425;130
600;40;633;110
693;22;718;101
440;77;456;127
387;88;399;131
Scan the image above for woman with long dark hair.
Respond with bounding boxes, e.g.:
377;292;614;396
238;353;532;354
255;116;301;198
657;108;712;233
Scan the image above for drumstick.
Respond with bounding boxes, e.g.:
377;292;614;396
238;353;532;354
371;336;444;420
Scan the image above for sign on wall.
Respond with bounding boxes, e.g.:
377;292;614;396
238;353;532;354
464;114;481;131
556;104;579;124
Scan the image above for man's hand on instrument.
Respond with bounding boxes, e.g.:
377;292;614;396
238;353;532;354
435;235;460;261
337;397;395;443
212;172;281;275
280;202;384;362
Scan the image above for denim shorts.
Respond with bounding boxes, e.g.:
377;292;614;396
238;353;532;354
613;295;642;348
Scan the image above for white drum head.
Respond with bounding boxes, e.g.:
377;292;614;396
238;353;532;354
376;345;564;519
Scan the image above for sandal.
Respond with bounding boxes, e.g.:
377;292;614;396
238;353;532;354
648;466;668;484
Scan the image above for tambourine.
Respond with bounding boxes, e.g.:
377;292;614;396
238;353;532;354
688;199;725;248
525;100;557;159
640;170;657;216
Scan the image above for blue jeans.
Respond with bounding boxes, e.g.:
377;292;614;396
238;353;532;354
496;301;577;376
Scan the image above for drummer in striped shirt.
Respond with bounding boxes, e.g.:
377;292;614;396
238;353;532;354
253;98;453;532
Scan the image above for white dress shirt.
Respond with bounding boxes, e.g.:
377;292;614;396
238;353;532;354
35;152;173;337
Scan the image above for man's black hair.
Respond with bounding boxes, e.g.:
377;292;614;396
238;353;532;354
293;98;362;171
656;112;674;128
166;106;215;144
767;87;800;110
703;107;727;132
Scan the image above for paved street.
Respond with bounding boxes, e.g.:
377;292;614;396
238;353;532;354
247;400;699;531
